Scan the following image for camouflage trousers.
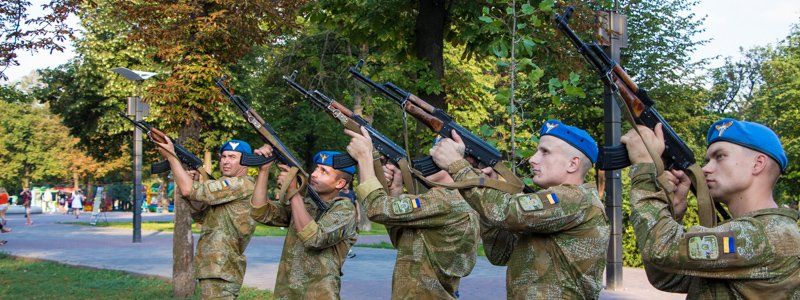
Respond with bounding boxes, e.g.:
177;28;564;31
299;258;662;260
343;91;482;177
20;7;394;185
199;278;241;300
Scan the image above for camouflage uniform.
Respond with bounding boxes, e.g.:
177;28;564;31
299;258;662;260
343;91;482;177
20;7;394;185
629;163;800;299
447;159;610;299
188;176;257;299
355;178;480;299
251;195;358;299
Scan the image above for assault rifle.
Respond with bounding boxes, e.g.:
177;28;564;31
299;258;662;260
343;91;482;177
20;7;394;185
118;112;208;178
554;6;729;225
214;78;329;218
118;113;273;176
349;61;533;194
283;72;439;192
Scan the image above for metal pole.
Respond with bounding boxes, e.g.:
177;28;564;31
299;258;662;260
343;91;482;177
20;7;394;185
600;8;627;290
133;95;143;243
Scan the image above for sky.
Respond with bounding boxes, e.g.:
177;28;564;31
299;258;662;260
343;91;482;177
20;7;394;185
2;0;800;84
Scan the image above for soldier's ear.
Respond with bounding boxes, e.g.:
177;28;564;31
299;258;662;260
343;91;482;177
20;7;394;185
751;153;768;176
566;156;581;174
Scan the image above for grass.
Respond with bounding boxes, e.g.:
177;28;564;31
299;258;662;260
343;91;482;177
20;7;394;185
0;252;272;299
63;221;390;237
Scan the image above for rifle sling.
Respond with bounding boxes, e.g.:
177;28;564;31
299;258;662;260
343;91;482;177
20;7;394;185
614;85;718;227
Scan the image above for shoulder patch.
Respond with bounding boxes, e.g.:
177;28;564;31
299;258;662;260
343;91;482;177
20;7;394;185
686;231;738;260
392;198;414;215
207;180;223;192
517;194;543;211
688;235;719;260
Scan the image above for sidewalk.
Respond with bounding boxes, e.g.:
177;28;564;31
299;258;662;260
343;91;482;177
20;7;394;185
0;212;682;299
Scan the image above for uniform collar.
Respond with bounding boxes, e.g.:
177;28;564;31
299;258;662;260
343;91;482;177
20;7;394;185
738;207;799;221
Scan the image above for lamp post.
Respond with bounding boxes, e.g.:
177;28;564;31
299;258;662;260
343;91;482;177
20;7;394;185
596;4;628;290
111;67;155;243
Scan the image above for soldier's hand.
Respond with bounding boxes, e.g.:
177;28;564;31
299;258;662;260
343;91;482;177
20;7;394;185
383;164;404;196
254;144;275;173
277;164;298;191
345;126;374;163
664;169;690;221
480;166;498;179
621;123;665;164
431;129;466;169
187;170;201;181
153;135;177;158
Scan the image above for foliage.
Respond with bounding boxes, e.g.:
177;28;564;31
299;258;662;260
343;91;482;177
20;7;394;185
0;0;78;80
0;88;85;190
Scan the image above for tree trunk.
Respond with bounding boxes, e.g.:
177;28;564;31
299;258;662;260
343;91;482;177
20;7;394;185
172;126;199;297
172;190;195;297
414;0;447;111
204;150;212;175
86;179;94;200
73;172;80;189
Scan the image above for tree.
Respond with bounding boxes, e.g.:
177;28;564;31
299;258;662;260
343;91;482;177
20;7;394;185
0;87;79;190
113;1;307;296
0;0;78;80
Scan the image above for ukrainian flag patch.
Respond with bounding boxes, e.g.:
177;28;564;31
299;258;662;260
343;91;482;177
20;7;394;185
546;193;559;205
412;198;422;209
222;180;230;187
722;236;736;254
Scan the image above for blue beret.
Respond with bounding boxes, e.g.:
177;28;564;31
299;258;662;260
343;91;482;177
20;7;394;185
706;118;788;172
539;119;599;163
219;140;253;155
313;150;356;175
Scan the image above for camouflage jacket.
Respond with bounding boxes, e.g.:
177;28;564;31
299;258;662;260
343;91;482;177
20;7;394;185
629;163;800;299
188;176;256;284
251;194;358;300
355;178;480;299
447;159;610;299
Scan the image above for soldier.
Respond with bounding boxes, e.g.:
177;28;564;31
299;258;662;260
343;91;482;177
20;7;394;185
621;119;800;298
431;120;609;299
155;139;256;299
345;127;480;299
250;145;358;299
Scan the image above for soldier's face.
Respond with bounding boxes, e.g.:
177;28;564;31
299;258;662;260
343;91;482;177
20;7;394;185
528;136;572;188
310;165;346;195
219;151;246;177
702;142;752;202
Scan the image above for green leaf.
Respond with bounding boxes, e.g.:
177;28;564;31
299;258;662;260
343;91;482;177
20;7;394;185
507;104;517;115
548;77;562;88
495;88;510;105
480;124;495;137
551;95;561;106
530;15;541;27
521;3;535;15
569;72;580;84
523;177;534;186
482;6;490;14
529;67;545;85
516;23;527;30
479;15;493;23
564;84;587;98
539;0;555;12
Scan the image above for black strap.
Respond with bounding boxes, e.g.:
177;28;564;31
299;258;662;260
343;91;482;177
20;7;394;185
151;160;171;174
240;154;278;166
597;145;632;170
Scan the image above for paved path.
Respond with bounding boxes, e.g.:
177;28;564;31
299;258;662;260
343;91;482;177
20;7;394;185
0;212;683;299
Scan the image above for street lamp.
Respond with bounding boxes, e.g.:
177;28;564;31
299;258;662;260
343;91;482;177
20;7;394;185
112;67;155;244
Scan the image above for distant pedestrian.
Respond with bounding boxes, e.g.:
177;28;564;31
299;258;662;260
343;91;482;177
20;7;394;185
42;189;54;214
20;188;32;225
72;190;84;219
0;188;9;226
